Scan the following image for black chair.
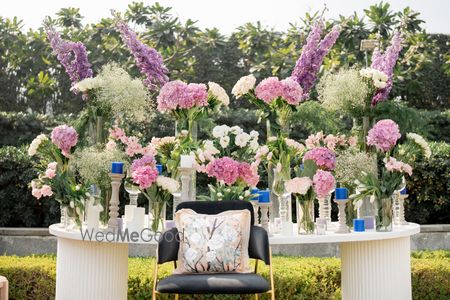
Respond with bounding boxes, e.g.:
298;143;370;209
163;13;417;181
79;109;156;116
152;200;275;300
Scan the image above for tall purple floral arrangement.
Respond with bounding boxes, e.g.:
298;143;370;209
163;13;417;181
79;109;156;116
291;21;340;99
370;32;403;106
116;20;169;91
46;27;93;91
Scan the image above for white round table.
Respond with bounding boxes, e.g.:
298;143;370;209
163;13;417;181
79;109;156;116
49;224;156;300
270;222;420;300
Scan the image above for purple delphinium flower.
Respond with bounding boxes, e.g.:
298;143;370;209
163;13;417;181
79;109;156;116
116;20;169;90
291;21;340;99
46;27;93;91
370;31;403;106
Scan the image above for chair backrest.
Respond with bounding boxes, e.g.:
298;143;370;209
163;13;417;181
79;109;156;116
176;200;255;225
158;200;270;265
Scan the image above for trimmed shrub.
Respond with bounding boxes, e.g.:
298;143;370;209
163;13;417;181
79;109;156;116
406;142;450;224
0;146;59;227
0;253;449;300
0;112;74;147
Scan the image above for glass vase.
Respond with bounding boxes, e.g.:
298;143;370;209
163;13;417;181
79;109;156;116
175;119;198;142
357;196;376;218
297;198;315;235
87;116;106;145
60;205;69;229
375;197;393;232
149;200;166;233
318;194;332;224
272;167;291;224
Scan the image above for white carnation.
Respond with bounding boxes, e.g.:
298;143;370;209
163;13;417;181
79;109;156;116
249;139;259;151
219;136;230;148
250;130;259;138
230;126;244;135
232;74;256;98
208;82;229;106
212;125;230;138
235;132;251;148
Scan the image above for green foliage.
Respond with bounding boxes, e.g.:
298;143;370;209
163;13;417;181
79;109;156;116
0;253;449;299
0;146;59;227
405;142;450;224
0;112;74;147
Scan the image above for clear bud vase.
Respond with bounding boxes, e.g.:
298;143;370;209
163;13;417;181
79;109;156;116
272;167;291;224
376;197;393;232
60;205;69;229
318;194;332;224
297;198;315;234
149;200;166;233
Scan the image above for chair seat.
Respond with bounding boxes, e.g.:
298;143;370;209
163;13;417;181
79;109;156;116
156;273;270;294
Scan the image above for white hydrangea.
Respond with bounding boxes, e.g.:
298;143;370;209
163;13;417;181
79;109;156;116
235;132;251;148
212;125;230;138
232;74;256;98
28;134;48;156
208;82;230;106
407;133;431;158
156;176;179;193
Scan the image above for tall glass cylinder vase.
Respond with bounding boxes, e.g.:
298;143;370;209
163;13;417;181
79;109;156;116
149;200;166;233
375;196;393;232
175;119;198;142
266;118;291;225
297;198;315;235
272;166;292;235
88;116;105;145
346;199;356;229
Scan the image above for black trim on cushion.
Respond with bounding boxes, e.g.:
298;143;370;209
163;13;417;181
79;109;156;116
157;227;179;264
156;273;270;294
176;200;255;225
249;226;271;265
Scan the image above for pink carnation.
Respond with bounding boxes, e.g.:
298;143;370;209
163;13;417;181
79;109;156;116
281;77;303;105
255;77;284;104
125;136;143;157
109;126;125;140
384;157;413;176
206;157;240;185
41;185;53;197
313;170;336;199
45;168;56;179
51;125;78;157
367;119;401;152
48;162;57;170
303;147;336;170
132;166;158;189
324;134;338;151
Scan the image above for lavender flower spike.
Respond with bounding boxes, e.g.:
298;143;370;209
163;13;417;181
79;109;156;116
371;31;403;106
116;20;169;90
46;26;93;90
291;21;340;99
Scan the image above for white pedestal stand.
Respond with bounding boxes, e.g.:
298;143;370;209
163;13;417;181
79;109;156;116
55;237;128;300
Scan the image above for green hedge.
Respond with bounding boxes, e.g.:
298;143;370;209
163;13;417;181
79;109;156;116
0;252;449;300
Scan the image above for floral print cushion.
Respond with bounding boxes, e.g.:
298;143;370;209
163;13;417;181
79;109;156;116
174;208;251;274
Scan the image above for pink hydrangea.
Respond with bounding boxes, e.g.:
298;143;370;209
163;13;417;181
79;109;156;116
132;166;158;189
131;154;156;172
238;162;259;187
157;80;208;112
255;77;284;104
367;119;401;152
51;125;78;157
206;157;240;185
384;157;413;176
313;170;336;199
280;77;303;105
303;147;336;170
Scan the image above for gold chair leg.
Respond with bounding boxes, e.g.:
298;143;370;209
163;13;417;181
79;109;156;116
175;294;180;300
255;293;259;300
